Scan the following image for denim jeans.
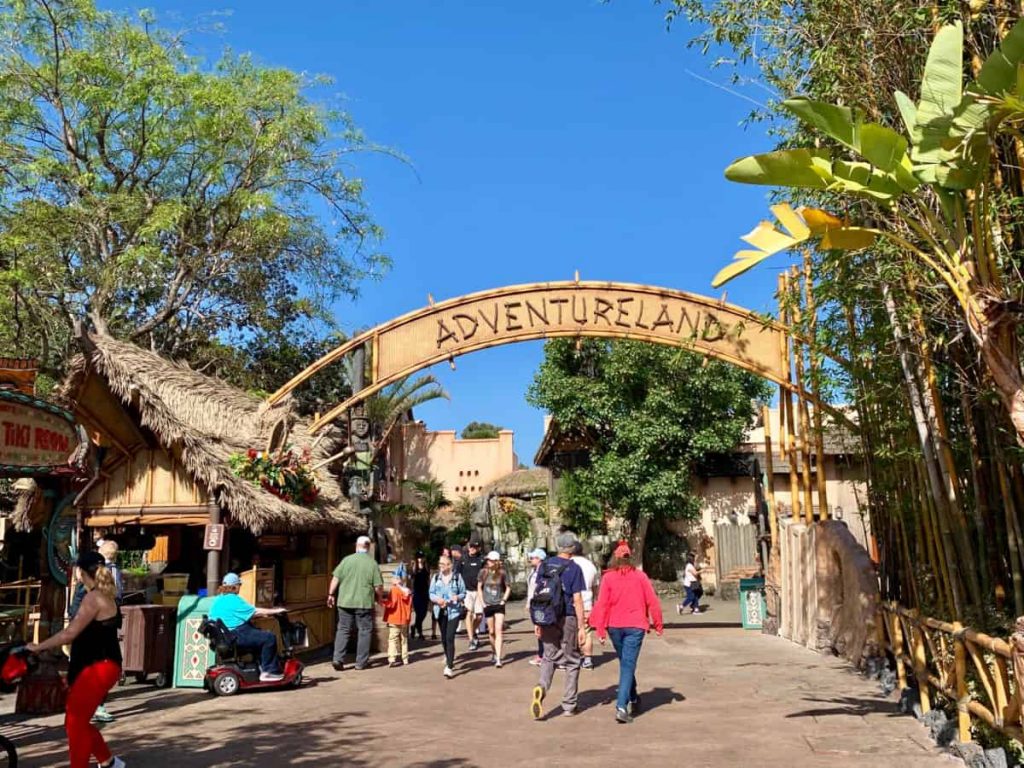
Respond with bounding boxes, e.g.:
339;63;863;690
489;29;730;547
607;627;644;712
683;584;701;610
334;607;374;668
232;622;281;674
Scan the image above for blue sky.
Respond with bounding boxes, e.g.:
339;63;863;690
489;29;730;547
104;1;784;463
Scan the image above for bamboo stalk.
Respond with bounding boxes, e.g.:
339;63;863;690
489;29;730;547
762;403;779;551
803;255;829;520
791;266;815;525
779;273;801;521
954;621;972;743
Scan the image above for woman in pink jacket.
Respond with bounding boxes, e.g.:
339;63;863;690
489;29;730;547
588;541;663;724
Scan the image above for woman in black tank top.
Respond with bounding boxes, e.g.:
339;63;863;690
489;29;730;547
28;551;126;768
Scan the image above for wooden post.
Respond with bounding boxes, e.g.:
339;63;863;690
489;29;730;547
790;267;815;525
892;610;908;690
779;274;800;521
762;404;779;549
910;617;932;714
206;503;221;597
953;622;972;743
803;255;829;520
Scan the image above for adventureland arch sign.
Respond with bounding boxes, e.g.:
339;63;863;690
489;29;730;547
270;281;807;435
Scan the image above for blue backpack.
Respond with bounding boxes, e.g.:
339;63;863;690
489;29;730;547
530;559;570;626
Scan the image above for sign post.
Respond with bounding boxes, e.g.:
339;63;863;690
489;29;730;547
0;389;82;478
203;524;225;551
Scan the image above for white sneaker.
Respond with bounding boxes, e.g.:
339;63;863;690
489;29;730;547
259;671;285;682
104;758;126;768
443;666;454;678
495;658;502;668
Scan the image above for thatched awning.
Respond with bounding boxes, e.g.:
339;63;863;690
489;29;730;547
483;468;550;497
61;332;361;534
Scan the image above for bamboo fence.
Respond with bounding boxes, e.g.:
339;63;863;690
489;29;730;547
879;602;1024;744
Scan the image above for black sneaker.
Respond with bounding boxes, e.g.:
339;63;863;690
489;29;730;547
615;707;633;724
331;661;344;672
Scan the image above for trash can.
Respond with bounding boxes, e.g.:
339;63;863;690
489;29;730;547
739;577;766;630
119;605;177;687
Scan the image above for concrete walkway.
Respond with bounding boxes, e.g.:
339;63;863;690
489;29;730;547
5;598;960;767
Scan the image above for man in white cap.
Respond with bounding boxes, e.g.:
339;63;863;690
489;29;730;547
328;535;383;671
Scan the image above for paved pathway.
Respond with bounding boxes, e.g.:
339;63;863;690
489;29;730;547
5;598;960;767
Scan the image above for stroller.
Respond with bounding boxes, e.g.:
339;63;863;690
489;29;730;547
0;643;38;766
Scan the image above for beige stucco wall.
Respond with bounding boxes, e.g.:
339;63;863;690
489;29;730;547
388;421;517;503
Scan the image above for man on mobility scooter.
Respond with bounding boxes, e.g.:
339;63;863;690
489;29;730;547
201;572;304;695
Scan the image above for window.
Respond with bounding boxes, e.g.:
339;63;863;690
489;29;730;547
475;470;480;476
470;486;476;492
459;470;464;477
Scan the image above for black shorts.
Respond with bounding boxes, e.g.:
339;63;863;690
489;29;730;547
483;604;505;618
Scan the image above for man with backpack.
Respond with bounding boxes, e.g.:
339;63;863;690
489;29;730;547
529;532;587;720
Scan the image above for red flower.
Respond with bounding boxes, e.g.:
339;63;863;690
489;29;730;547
247;449;257;460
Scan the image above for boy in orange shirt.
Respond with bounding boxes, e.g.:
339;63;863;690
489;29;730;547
381;564;413;666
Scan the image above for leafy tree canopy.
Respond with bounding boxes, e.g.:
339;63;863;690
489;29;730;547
0;0;387;381
460;421;503;440
527;339;770;535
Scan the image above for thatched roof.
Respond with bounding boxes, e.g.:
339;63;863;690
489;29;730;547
483;468;550;497
59;332;360;534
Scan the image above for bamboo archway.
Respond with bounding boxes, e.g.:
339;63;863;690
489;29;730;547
268;280;834;434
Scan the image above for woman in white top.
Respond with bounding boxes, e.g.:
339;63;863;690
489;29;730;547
571;542;599;669
680;553;702;614
525;548;546;666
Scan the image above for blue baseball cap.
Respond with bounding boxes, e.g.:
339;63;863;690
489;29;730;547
222;573;241;586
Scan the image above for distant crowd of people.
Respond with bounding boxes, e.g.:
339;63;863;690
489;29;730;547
327;530;674;725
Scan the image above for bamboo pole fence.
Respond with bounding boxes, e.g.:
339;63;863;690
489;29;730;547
879;602;1024;744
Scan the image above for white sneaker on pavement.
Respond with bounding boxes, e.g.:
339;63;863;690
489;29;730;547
443;665;454;678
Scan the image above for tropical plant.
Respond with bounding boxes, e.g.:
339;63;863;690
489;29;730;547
460;421;503;440
229;447;320;506
714;20;1024;445
364;374;449;449
403;477;451;517
0;0;386;381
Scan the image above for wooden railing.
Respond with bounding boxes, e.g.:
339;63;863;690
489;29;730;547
0;579;41;642
879;602;1022;743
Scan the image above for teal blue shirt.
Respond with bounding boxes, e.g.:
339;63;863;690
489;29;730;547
209;593;256;630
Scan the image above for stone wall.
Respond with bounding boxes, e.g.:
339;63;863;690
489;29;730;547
778;518;880;667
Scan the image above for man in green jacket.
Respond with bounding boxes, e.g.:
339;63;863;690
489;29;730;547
328;535;383;671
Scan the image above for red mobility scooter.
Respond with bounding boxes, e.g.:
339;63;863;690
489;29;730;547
199;613;305;696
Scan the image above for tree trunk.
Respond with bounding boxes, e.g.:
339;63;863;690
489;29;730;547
633;515;651;573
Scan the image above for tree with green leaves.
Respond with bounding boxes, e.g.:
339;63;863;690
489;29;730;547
528;339;769;566
460;421;503;440
0;0;386;380
364;374;449;451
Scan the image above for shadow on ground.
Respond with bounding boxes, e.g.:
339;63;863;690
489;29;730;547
785;695;902;719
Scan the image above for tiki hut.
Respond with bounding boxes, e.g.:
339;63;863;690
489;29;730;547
483;468;551;499
57;331;359;534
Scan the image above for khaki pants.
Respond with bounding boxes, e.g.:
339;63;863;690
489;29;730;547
387;623;409;663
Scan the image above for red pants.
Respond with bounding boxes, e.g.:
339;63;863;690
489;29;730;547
66;660;120;768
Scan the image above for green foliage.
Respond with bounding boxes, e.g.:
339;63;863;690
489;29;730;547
403;477;450;517
557;471;605;536
528;339;770;534
229;447;319;506
0;0;387;382
365;375;449;441
494;498;532;543
460;421;503;440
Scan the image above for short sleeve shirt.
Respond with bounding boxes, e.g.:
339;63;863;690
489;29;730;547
543;556;585;618
209;593;256;630
571;555;598;612
333;553;384;609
